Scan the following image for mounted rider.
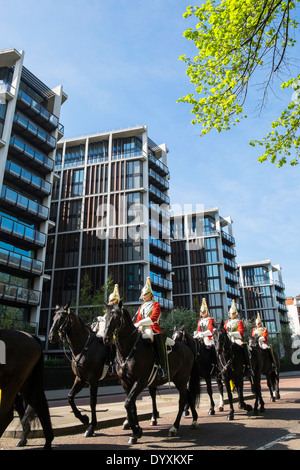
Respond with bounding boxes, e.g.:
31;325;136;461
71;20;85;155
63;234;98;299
134;277;167;379
92;283;120;338
252;312;277;371
225;299;254;377
194;298;215;347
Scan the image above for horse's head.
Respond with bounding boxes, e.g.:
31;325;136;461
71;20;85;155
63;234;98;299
249;335;259;348
103;300;124;346
213;320;229;356
172;325;186;343
48;303;72;343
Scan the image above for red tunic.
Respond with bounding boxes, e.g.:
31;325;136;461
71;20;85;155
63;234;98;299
136;301;162;334
224;318;244;339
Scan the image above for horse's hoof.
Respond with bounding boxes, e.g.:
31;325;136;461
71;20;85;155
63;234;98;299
227;414;234;421
191;420;199;429
150;419;157;426
168;426;178;437
270;397;276;402
84;428;95;437
16;438;27;447
122;420;130;430
208;409;215;415
245;404;253;412
128;427;143;444
183;410;190;417
218;406;224;412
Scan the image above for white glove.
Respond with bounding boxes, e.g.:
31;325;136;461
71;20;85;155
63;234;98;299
135;317;154;329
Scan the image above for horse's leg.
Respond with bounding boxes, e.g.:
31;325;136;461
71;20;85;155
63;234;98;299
273;370;280;399
186;387;199;430
205;377;215;415
14;395;29;447
149;386;159;426
68;376;89;427
84;382;98;437
124;380;145;444
225;379;235;420
31;392;54;450
216;376;224;411
168;382;188;436
237;376;252;413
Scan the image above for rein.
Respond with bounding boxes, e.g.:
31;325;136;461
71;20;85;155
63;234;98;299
59;309;94;373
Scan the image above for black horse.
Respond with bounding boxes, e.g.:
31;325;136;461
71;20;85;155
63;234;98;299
213;321;264;420
0;330;53;449
173;325;224;415
249;335;280;402
103;301;200;444
48;304;116;437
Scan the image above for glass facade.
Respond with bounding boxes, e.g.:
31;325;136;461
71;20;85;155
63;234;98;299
171;211;239;322
41;128;172;351
0;54;65;333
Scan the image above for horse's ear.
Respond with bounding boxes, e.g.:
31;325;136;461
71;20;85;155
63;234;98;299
181;324;185;330
64;301;70;310
173;325;177;332
118;300;123;308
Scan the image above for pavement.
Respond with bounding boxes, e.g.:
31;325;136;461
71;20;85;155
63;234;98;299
3;371;298;439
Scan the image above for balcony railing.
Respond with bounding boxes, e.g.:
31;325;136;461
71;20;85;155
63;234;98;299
149;185;170;205
5;160;51;196
0;247;43;276
1;185;49;222
0;214;46;248
17;89;59;130
9;136;54;174
0;281;40;306
148;154;169;176
13;111;56;151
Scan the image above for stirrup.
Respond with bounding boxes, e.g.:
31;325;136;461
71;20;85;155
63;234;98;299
158;367;166;379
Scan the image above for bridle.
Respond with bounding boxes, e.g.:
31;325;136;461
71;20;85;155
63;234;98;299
57;307;73;340
214;329;233;376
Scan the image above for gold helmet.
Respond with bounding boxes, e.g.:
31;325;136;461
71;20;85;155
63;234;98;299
256;312;262;326
229;299;238;317
200;298;210;316
108;284;120;304
140;276;153;298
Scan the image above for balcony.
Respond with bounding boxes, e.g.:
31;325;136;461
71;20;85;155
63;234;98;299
9;135;54;175
149;185;170;205
5;160;51;198
13;111;56;153
221;230;235;245
0;247;43;277
150;272;172;291
0;186;49;223
0;214;46;250
148;154;169;177
149;169;169;191
150;253;172;272
0;281;40;307
17;89;59;131
0;81;14;102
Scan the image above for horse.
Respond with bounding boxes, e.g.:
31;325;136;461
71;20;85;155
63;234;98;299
213;320;264;420
0;329;53;449
48;304;117;437
103;301;201;444
249;335;280;402
172;325;224;415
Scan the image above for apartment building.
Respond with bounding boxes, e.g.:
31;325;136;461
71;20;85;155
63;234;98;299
0;48;66;333
170;208;240;323
239;260;289;351
41;126;173;351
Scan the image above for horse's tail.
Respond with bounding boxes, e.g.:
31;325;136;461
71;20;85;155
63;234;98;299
188;360;201;408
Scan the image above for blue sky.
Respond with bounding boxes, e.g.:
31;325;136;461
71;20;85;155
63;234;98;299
1;0;299;296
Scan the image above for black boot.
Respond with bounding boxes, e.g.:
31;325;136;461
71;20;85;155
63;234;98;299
154;334;167;379
243;343;254;377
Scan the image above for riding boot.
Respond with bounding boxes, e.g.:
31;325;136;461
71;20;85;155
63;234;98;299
154;334;167;379
243;343;254;377
269;345;277;372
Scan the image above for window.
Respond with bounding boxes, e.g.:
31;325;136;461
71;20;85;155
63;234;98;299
64;144;85;167
71;169;84;197
126;160;142;190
